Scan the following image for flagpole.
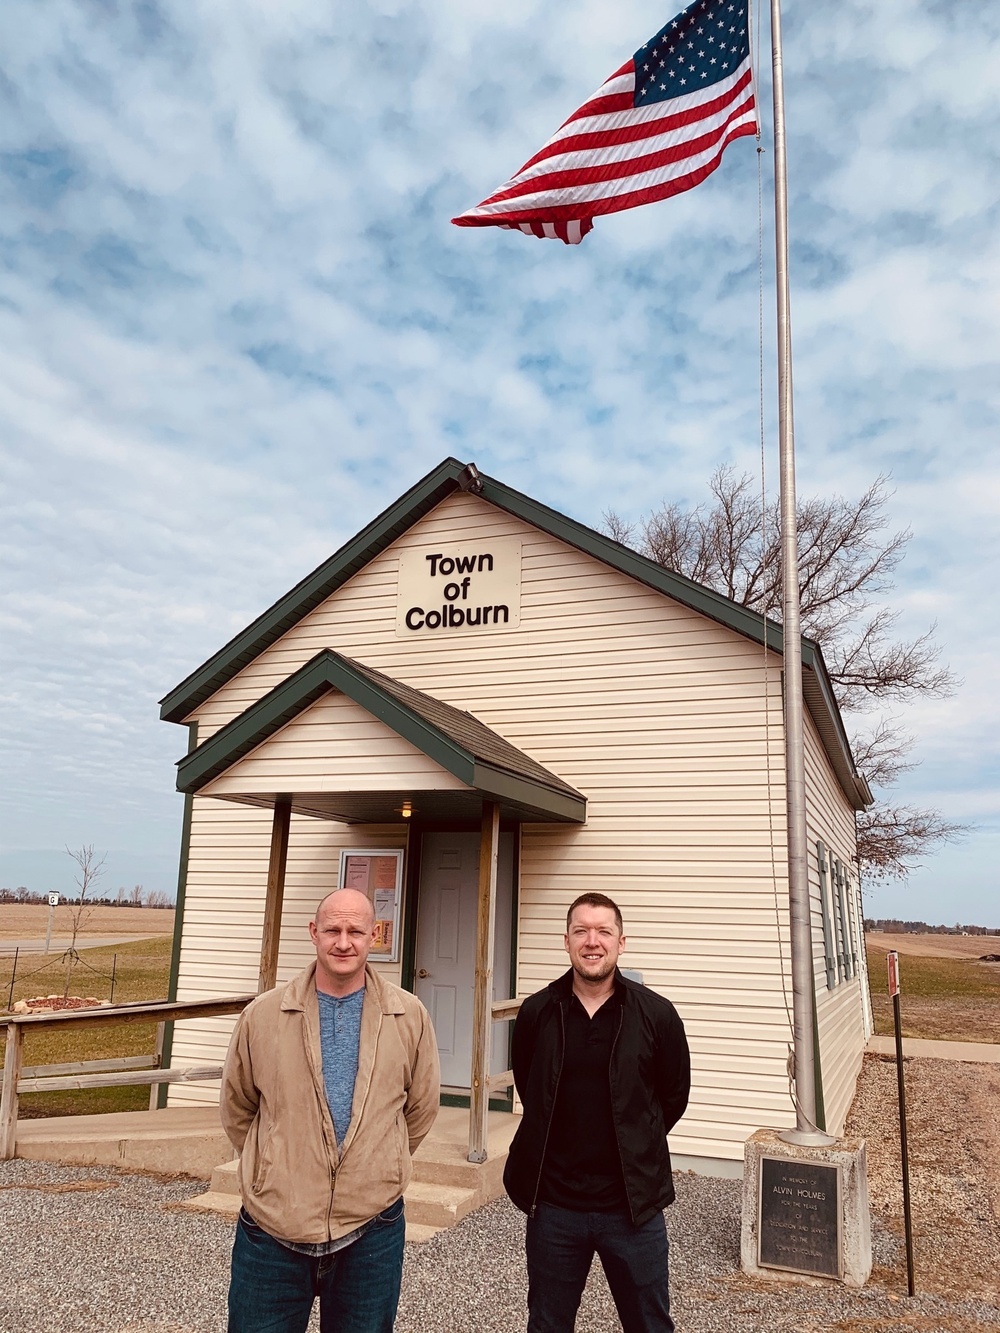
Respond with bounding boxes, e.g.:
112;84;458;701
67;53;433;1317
769;0;833;1146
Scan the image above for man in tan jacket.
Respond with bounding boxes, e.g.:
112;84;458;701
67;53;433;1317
221;887;440;1333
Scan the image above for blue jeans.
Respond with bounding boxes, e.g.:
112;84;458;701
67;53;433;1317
228;1201;406;1333
525;1203;674;1333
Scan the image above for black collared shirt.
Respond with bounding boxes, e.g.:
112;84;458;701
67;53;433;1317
537;988;628;1212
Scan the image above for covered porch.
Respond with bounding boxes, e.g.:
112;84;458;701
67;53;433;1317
175;649;586;1161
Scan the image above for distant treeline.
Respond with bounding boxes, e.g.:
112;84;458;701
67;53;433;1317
0;887;174;908
865;918;999;935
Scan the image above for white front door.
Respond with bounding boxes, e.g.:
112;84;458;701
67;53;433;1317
413;830;514;1091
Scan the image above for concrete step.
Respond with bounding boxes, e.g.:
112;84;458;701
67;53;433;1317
15;1108;229;1180
403;1179;478;1229
183;1160;476;1230
211;1157;240;1194
410;1105;518;1199
176;1189;442;1246
405;1222;444;1245
174;1189;242;1219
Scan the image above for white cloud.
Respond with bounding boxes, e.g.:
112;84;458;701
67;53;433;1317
1;0;998;921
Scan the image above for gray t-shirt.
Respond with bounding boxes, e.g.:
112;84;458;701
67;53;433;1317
317;984;365;1148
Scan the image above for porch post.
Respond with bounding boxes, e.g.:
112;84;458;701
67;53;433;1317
259;797;291;994
468;800;500;1163
0;1021;24;1161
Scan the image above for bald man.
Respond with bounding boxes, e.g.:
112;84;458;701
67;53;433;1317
221;888;440;1333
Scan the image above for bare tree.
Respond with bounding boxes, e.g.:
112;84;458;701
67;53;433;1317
63;845;107;997
605;469;963;879
130;884;144;906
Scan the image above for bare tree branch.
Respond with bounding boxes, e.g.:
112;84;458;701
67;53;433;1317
605;469;964;878
603;510;635;548
848;718;917;790
63;844;107;998
831;616;958;710
855;804;965;880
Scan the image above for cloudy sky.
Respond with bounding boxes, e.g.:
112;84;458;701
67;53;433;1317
1;0;997;926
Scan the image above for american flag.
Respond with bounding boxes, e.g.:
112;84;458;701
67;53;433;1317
452;2;757;245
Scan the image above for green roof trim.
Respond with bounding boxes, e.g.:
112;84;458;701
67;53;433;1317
175;649;587;824
162;457;870;811
160;458;469;725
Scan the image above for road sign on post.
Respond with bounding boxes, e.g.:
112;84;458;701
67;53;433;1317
45;895;60;955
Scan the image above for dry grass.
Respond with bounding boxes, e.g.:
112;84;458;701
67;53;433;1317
1;935;173;1117
0;1178;118;1193
865;942;1000;1044
0;903;174;938
832;1316;1000;1332
846;1054;1000;1308
866;932;1000;961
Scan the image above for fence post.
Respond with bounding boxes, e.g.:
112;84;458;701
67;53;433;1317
148;1021;166;1112
0;1022;25;1160
6;948;18;1011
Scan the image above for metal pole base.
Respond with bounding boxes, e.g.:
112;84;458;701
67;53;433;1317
777;1126;838;1148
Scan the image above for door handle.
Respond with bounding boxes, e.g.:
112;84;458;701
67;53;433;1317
417;968;430;979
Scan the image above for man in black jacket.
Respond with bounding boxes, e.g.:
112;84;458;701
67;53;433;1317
504;892;690;1333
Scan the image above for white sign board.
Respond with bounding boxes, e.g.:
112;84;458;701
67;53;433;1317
395;538;522;638
48;893;59;907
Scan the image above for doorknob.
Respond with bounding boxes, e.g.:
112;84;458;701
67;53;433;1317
417;968;430;979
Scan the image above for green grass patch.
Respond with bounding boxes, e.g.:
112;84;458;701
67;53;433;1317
865;946;1000;1001
866;945;1000;1043
1;935;172;1118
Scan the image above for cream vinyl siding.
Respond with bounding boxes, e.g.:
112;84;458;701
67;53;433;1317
168;798;407;1105
200;690;470;796
169;491;865;1159
803;708;869;1135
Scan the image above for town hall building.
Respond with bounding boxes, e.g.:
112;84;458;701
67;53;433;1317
159;458;872;1174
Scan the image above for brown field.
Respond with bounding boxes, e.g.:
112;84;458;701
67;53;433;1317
0;904;174;939
866;931;1000;960
865;938;1000;1044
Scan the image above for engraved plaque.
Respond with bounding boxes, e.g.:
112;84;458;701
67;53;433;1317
758;1157;841;1278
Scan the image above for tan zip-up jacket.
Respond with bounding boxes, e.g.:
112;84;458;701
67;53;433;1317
220;962;440;1244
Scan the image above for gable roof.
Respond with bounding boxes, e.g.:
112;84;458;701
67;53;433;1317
161;457;871;811
176;649;587;824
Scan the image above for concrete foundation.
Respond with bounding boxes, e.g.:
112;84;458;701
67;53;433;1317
741;1128;872;1287
16;1107;231;1179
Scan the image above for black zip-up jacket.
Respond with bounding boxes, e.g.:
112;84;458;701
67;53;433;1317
503;968;691;1226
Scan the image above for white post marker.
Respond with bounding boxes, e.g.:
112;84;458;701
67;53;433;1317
45;893;59;955
887;949;900;998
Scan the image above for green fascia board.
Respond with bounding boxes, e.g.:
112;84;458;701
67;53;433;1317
473;472;868;810
175;649;586;823
160;458;468;724
162;456;867;809
176;649;472;793
471;762;586;822
478;473;788;653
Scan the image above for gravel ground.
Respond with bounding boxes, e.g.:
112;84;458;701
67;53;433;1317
2;1056;998;1333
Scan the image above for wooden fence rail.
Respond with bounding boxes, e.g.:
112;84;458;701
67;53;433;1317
0;994;253;1161
20;1054;160;1081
